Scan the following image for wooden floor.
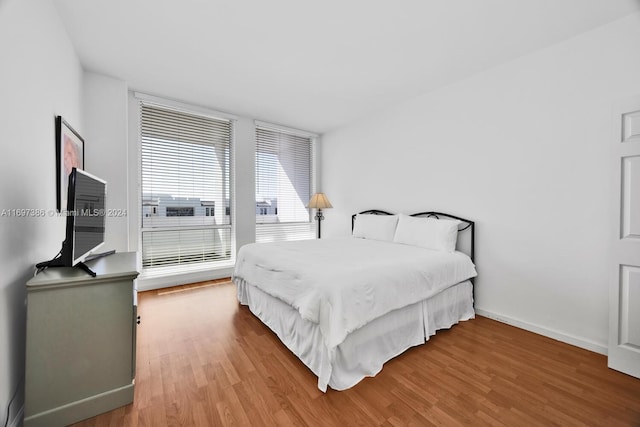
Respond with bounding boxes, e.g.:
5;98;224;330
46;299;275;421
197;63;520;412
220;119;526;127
72;280;640;427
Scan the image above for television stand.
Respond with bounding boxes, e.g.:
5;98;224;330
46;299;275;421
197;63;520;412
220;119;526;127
36;250;116;277
77;250;117;276
75;261;97;277
25;252;139;427
36;257;99;277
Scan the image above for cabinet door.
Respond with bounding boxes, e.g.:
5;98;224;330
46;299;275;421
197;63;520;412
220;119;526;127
26;278;133;417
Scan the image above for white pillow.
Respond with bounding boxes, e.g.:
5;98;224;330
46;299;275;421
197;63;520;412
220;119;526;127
393;214;460;252
352;214;398;242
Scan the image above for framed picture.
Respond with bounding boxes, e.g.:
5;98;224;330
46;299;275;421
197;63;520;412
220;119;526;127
56;116;85;211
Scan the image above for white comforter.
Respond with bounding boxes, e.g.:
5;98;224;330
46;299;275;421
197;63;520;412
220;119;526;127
233;237;477;350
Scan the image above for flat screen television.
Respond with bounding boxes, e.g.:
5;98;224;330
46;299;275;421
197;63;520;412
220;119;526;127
37;167;108;276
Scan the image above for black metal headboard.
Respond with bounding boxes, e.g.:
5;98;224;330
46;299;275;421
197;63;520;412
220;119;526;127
351;210;475;263
351;209;394;230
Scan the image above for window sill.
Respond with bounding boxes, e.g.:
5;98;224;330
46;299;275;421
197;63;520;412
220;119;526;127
137;260;235;291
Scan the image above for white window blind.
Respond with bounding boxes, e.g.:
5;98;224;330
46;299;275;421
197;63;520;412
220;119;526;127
255;124;315;243
140;101;233;271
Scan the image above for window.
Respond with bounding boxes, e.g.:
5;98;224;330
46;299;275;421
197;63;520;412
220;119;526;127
255;122;315;243
140;101;233;271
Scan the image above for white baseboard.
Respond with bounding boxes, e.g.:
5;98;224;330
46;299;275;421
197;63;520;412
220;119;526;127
474;308;608;355
9;405;23;427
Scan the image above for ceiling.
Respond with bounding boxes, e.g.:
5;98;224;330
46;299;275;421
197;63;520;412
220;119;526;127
53;0;640;134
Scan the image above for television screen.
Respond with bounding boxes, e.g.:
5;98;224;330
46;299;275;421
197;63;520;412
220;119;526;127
68;168;106;265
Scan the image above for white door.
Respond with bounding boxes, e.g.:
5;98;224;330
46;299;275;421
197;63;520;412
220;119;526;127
609;95;640;378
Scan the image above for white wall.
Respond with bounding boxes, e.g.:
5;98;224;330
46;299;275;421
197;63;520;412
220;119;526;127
234;117;257;253
322;12;640;353
83;72;130;252
0;0;83;424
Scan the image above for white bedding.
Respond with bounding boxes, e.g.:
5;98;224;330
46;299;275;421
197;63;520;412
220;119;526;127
233;238;477;351
238;279;474;391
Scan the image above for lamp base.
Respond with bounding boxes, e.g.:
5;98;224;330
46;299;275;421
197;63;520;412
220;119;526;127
315;208;324;238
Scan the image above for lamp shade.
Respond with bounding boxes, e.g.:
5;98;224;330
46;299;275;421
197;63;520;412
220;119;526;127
307;192;333;209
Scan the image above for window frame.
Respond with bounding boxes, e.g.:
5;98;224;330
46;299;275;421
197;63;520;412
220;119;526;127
136;93;237;276
254;121;318;243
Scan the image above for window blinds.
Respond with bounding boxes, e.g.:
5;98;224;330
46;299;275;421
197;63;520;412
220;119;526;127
255;124;315;243
140;102;233;270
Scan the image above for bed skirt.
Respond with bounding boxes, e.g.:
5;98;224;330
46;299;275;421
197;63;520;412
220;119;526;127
235;279;474;392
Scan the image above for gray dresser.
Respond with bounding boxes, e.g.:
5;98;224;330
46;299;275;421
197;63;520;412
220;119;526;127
25;252;139;427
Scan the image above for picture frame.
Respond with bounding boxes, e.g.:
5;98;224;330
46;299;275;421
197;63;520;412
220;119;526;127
56;116;85;212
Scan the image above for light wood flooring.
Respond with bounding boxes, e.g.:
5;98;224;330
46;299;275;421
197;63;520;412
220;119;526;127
72;279;640;426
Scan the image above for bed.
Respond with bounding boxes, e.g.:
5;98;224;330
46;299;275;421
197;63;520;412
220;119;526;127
233;210;477;392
